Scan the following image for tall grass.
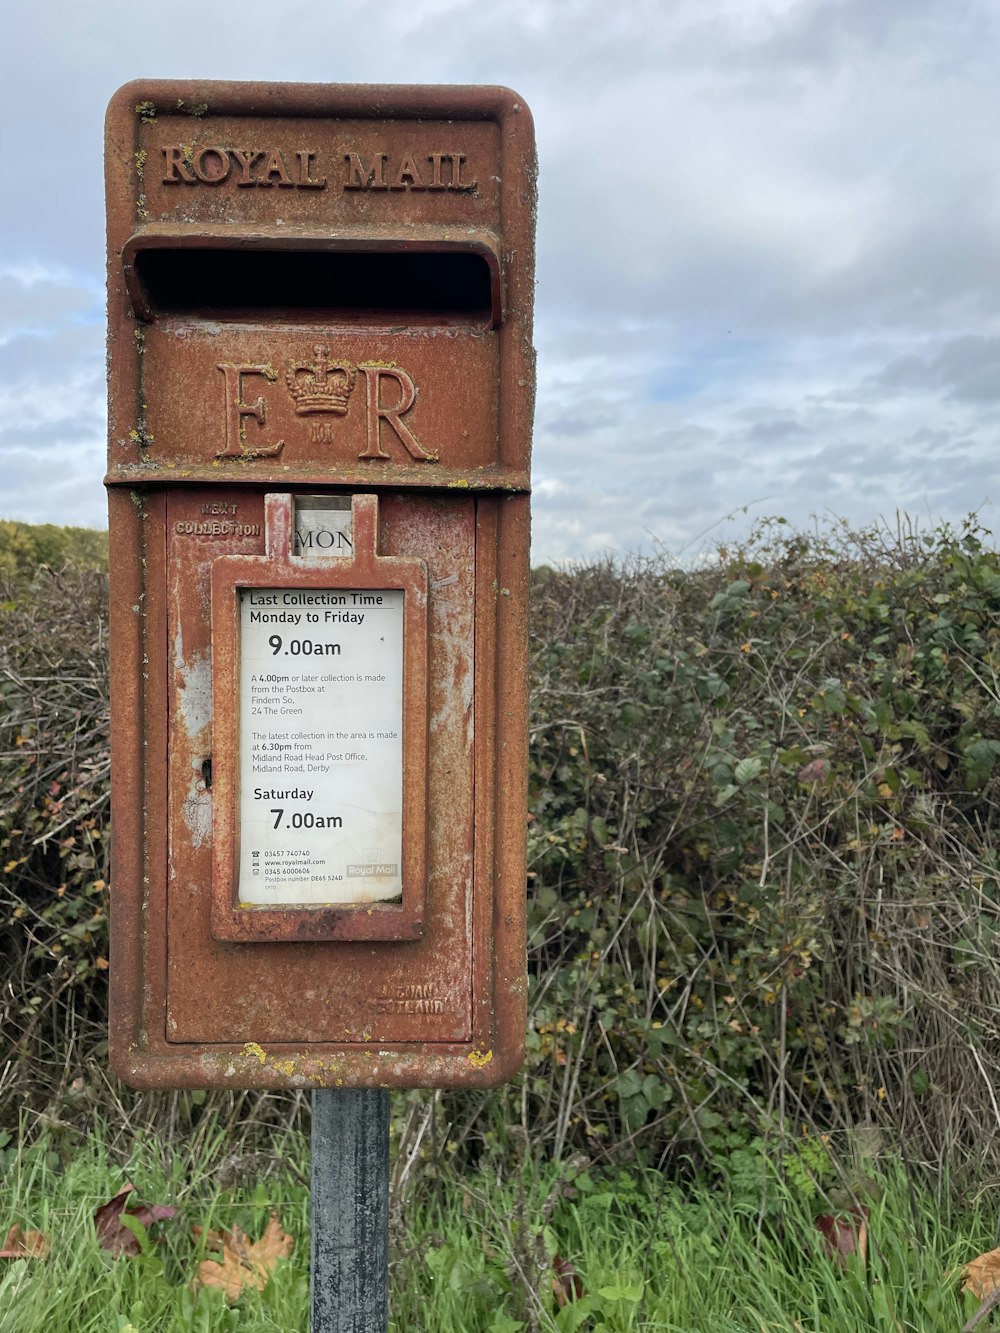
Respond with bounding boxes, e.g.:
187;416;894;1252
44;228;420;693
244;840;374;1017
1;1116;997;1331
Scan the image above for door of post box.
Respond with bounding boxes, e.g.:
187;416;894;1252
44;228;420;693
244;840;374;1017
105;82;535;1089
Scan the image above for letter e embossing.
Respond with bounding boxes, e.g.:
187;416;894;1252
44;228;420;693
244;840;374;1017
216;365;285;460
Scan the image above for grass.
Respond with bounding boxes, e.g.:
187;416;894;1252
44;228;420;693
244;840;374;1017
1;1116;999;1332
0;1118;309;1332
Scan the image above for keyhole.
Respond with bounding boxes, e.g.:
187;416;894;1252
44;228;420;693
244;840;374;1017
201;757;213;790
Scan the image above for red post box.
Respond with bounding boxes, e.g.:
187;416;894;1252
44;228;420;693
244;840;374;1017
105;81;535;1088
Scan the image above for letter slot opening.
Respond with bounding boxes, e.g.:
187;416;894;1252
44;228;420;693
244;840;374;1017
125;242;500;327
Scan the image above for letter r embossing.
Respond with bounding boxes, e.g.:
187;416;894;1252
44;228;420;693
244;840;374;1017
162;145;196;184
357;367;435;461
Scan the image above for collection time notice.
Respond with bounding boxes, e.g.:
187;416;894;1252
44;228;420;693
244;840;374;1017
237;587;404;906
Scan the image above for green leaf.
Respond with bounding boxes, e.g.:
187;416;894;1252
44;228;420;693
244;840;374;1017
734;756;763;785
536;885;559;911
597;1281;644;1302
555;1295;601;1331
615;1069;644;1100
778;746;809;767
488;1313;525;1332
911;1068;931;1096
714;784;739;806
962;737;1000;784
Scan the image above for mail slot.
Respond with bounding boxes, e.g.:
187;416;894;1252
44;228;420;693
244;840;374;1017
105;81;535;1089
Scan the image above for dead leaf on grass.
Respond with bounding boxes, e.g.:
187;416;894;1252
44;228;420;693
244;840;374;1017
94;1182;178;1256
815;1207;869;1269
0;1224;49;1259
963;1245;1000;1300
797;758;828;785
194;1213;294;1301
551;1253;585;1307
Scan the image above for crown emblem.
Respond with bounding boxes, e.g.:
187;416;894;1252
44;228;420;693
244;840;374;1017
285;346;356;416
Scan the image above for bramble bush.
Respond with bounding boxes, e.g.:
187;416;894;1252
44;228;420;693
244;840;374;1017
0;560;110;1114
490;515;1000;1182
6;516;1000;1189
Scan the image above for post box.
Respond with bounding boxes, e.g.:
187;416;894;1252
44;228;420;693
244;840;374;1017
104;81;535;1089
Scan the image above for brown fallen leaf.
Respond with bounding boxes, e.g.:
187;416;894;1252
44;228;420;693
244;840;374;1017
94;1183;178;1256
797;758;828;785
551;1253;585;1308
194;1214;294;1301
815;1207;869;1269
963;1245;1000;1300
0;1224;49;1259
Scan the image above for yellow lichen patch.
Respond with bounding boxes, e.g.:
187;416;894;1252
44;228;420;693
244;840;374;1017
467;1049;494;1068
244;1041;267;1066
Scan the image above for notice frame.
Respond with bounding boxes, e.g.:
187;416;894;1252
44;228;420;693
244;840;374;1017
210;492;428;943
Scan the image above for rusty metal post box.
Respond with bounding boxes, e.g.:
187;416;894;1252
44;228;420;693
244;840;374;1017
104;81;535;1089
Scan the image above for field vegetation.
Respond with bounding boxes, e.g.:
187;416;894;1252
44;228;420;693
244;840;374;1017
5;514;1000;1328
1;1125;997;1331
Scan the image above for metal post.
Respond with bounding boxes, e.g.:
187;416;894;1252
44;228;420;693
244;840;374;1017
311;1088;390;1332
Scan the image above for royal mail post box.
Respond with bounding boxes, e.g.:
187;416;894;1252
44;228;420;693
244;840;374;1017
105;81;535;1089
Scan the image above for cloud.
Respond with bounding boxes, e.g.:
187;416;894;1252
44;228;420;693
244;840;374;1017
875;336;1000;404
3;444;108;529
3;0;1000;561
0;269;106;525
0;270;101;341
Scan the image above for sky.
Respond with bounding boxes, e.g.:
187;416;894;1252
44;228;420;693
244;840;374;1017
3;0;1000;564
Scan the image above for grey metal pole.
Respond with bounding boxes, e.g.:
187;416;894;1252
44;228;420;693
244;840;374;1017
311;1088;390;1333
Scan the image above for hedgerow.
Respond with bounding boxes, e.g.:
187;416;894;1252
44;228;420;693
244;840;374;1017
496;516;1000;1180
0;562;110;1111
5;517;1000;1186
